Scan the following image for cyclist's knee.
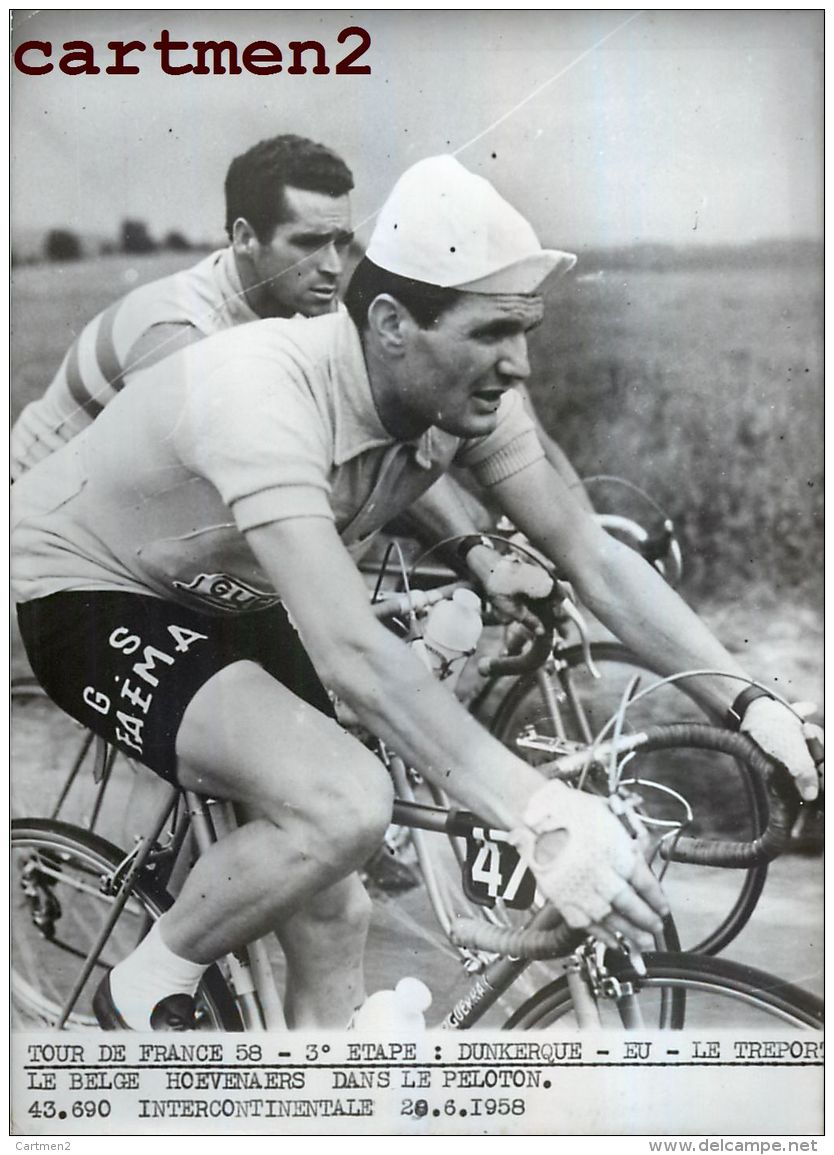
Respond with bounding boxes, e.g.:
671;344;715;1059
297;876;373;937
260;744;392;871
317;752;394;868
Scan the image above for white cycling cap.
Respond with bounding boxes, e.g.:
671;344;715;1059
366;155;577;294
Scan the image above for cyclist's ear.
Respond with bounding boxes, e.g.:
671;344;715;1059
232;217;259;257
367;294;415;354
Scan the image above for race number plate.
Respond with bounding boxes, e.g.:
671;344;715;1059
462;828;536;910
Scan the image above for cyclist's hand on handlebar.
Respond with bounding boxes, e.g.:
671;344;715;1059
468;550;554;636
790;702;824;789
740;698;821;802
509;781;669;951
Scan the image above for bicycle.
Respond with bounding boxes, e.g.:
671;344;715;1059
11;517;815;963
372;524;780;958
476;619;773;957
11;584;823;1033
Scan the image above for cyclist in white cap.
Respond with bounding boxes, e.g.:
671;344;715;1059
12;156;816;1030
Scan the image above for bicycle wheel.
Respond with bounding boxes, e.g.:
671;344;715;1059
11;818;241;1031
503;951;823;1030
488;642;768;955
11;678;174;851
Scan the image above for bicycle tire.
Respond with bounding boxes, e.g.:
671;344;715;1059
503;951;823;1031
11;818;242;1031
486;641;769;955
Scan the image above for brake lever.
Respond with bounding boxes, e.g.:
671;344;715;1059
557;596;601;680
607;789;648;842
805;732;825;773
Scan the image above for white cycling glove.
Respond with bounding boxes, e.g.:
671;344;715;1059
471;553;554;636
509;780;642;928
740;698;820;802
481;554;554;600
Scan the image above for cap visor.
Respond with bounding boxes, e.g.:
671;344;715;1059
458;250;577;294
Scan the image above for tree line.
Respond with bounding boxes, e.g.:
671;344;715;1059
15;220;201;265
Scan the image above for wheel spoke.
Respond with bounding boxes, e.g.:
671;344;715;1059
11;821;240;1031
488;643;769;954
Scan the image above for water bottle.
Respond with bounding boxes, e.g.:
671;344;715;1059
350;977;432;1032
412;588;483;694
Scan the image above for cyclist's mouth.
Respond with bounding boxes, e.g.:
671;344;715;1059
309;286;337;301
471;388;505;412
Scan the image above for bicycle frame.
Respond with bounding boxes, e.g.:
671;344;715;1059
14;544;815;1032
17;712;816;1034
43;767;560;1032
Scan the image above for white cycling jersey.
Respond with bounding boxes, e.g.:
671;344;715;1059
11;312;544;613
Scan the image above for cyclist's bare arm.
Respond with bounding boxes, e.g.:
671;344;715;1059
491;456;819;800
516;383;595;515
123;322;204;380
244;515;667;941
247;517;544;827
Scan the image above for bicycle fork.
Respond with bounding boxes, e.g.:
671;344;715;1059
570;941;647;1029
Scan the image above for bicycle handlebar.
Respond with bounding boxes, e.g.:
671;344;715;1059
640;724;801;867
548;722;802;868
372;584;571;679
449;916;581;960
477;628;554;679
370;581;466;620
446;722;806;960
477;596;559;678
595;513;683;586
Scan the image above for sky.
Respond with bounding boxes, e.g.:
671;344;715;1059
10;9;823;251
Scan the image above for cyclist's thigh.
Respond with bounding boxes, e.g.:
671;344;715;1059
175;661;392;840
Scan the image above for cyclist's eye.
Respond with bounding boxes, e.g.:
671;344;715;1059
290;235;329;252
472;326;520;344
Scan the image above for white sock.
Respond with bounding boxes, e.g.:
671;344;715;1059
108;916;209;1029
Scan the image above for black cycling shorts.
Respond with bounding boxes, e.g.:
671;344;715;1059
17;591;335;782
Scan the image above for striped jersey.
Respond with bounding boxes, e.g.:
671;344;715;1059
10;248;259;479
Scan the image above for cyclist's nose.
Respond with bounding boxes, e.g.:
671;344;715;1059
497;334;531;382
318;242;343;277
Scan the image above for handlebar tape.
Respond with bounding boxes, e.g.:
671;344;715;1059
637;724;799;867
449;917;581;959
478;596;558;678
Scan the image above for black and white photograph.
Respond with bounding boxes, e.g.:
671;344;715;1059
10;9;823;1140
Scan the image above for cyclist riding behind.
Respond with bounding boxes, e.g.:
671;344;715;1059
10;135;355;478
11;156;817;1032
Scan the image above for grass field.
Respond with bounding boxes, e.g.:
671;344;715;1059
12;245;823;604
527;251;823;601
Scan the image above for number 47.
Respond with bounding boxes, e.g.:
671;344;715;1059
470;836;529;902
